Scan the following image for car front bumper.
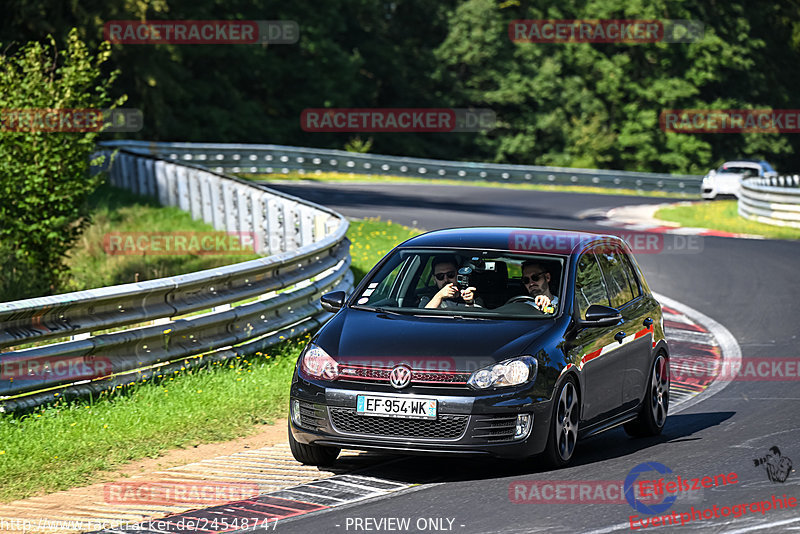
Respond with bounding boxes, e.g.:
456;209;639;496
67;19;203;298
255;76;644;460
702;179;741;199
289;379;553;459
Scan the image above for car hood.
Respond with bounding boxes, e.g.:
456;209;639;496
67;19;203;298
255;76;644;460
316;308;558;371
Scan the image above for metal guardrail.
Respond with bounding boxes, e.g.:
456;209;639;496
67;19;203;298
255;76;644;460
739;175;800;228
0;148;353;411
100;140;704;193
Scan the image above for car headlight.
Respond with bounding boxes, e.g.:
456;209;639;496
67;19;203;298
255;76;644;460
468;356;538;389
300;344;339;380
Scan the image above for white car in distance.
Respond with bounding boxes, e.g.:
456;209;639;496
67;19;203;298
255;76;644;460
702;160;777;200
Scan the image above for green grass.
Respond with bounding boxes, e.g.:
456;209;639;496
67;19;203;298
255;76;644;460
240;171;700;199
63;184;261;293
348;217;424;282
655;200;800;240
0;218;421;503
0;343;301;502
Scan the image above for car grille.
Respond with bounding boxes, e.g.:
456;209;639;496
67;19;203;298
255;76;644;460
329;407;468;440
471;414;517;443
337;365;470;387
298;401;326;430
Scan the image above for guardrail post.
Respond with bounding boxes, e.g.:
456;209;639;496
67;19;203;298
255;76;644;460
188;167;202;220
176;167;190;211
223;181;237;233
154;160;169;205
251;191;268;254
200;173;214;224
210;176;225;230
267;197;284;252
236;186;250;235
300;206;314;247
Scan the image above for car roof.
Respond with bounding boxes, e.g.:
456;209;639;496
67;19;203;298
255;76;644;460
720;160;763;168
397;227;624;255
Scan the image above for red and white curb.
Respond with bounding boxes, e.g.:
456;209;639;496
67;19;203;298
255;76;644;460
653;292;741;413
584;203;766;240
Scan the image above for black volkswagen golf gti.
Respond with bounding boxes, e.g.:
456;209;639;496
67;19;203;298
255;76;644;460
288;228;669;467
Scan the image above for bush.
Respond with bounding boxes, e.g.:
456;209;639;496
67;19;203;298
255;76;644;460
0;29;124;300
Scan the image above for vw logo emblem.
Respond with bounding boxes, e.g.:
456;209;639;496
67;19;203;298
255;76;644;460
389;364;412;389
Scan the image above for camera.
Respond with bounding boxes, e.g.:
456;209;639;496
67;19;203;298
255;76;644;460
456;257;486;291
456;266;473;291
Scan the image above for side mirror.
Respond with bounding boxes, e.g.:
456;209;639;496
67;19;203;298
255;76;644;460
320;291;346;313
580;304;622;328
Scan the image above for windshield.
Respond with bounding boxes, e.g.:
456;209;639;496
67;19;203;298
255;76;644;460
718;164;758;176
351;248;566;318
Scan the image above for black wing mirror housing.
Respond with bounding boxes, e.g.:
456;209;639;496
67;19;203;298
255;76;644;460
320;291;346;313
580;304;622;328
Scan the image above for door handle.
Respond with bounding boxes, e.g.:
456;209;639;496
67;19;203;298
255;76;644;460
643;317;653;327
614;331;626;343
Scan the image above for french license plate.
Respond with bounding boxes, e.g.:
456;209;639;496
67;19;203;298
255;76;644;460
356;395;437;420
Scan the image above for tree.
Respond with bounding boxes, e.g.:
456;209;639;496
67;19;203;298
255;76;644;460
0;28;124;299
433;0;800;173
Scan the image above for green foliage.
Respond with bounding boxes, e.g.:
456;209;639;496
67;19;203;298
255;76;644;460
0;29;124;299
344;136;373;153
433;0;799;173
1;0;799;180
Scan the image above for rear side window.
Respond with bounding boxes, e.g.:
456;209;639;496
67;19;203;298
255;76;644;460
596;249;636;308
620;254;641;298
574;252;610;318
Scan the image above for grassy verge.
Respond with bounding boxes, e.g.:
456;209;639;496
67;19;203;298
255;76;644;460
63;183;260;293
655;200;800;240
240;171;700;199
0;218;421;503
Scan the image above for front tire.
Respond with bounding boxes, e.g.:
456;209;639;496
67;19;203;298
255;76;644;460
624;353;669;438
543;377;579;468
288;421;340;466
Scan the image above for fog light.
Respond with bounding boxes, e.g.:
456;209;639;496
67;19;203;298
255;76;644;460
515;413;532;439
291;399;301;426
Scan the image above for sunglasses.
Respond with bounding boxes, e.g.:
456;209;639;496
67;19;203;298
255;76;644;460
434;271;457;281
522;272;547;284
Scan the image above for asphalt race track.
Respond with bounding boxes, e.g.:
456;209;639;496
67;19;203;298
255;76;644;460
250;182;800;534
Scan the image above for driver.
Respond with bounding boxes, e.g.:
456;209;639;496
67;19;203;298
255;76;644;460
521;261;558;314
419;255;481;309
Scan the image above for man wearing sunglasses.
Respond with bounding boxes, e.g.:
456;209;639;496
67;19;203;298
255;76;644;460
521;260;558;314
419;255;480;309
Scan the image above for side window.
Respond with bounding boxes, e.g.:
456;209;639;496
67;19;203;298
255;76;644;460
367;260;406;303
596;249;635;308
620;254;641;298
574;252;610;318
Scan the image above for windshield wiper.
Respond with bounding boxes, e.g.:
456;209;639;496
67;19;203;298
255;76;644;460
353;305;412;316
